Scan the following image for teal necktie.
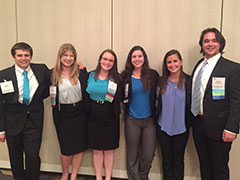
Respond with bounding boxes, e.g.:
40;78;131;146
23;70;30;105
191;61;208;116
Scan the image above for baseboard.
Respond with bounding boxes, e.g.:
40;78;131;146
0;160;200;180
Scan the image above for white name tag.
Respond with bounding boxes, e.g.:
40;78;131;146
49;86;57;95
212;77;225;88
212;77;225;100
124;83;129;98
108;80;117;94
0;80;14;94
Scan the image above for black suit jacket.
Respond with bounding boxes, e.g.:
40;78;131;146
0;63;50;136
191;56;240;140
155;72;191;130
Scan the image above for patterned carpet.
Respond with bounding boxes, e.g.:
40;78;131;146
0;169;126;180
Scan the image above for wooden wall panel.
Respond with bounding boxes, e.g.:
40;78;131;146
17;0;111;70
0;0;16;168
113;0;222;74
0;0;16;69
222;1;240;63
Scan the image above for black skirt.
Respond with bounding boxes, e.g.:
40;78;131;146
87;100;119;150
56;101;86;155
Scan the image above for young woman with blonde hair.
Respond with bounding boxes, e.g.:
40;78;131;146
51;43;88;180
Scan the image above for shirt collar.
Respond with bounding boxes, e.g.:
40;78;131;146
204;53;221;66
15;64;31;74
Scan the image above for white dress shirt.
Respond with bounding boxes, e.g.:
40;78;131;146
15;64;39;104
192;53;221;115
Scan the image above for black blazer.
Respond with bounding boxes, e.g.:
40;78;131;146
155;73;191;130
122;69;159;120
191;56;240;140
51;68;89;127
0;63;50;135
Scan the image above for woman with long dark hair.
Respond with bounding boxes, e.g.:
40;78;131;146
122;45;159;180
86;49;122;180
156;49;190;180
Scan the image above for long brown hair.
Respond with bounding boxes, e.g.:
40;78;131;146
51;43;79;86
94;49;120;82
160;49;185;94
121;45;151;89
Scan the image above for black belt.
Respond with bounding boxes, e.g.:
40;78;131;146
91;100;105;104
60;101;83;107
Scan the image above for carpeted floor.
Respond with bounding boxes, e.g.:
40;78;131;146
0;169;126;180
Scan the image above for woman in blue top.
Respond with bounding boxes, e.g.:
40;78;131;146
86;49;122;180
122;45;159;180
155;49;191;180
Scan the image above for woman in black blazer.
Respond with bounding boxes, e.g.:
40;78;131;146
51;43;88;180
122;45;159;180
155;49;191;180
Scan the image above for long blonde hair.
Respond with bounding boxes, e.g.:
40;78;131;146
51;43;79;86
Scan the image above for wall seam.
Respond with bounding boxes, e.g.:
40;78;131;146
111;0;113;50
14;0;18;42
220;0;224;32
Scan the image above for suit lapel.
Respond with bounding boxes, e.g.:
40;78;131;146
30;64;43;102
9;65;19;101
30;64;41;84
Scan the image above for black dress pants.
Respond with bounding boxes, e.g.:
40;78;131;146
6;115;42;180
192;116;232;180
157;125;189;180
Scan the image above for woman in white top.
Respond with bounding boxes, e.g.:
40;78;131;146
51;43;88;180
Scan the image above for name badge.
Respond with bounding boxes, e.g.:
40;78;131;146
123;83;129;103
108;80;117;94
212;77;225;100
105;81;117;103
0;80;14;94
49;86;57;108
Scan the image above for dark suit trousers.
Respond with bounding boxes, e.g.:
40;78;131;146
157;125;189;180
192;116;232;180
6;114;42;180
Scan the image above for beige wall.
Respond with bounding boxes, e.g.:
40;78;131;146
0;0;240;179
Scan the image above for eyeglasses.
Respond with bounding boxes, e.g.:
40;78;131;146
101;57;114;63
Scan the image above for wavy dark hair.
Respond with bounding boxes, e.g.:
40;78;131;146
121;45;151;89
199;27;225;55
94;49;120;82
160;49;185;94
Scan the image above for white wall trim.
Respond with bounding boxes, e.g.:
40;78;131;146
0;160;200;180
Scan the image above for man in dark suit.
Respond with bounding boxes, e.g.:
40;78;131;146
0;42;50;180
191;28;240;180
